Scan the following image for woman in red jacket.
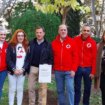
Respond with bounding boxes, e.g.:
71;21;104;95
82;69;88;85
0;27;8;100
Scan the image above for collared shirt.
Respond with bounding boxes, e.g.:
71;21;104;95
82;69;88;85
37;39;44;45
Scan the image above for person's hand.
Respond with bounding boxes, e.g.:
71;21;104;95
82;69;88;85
14;70;20;75
89;74;94;79
70;71;75;77
18;70;23;75
14;69;23;75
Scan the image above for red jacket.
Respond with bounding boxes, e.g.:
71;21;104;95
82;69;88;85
74;35;97;75
52;35;78;72
0;41;8;72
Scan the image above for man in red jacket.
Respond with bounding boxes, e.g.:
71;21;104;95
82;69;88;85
74;24;97;105
52;24;78;105
0;27;8;100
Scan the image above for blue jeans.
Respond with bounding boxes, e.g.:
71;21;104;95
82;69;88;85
55;71;74;105
74;67;92;105
0;70;7;100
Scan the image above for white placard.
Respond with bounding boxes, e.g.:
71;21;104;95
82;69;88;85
38;64;52;83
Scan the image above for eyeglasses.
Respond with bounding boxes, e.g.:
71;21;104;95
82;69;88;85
17;34;24;37
83;30;90;32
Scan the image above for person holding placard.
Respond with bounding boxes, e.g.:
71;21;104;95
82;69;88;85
28;26;53;105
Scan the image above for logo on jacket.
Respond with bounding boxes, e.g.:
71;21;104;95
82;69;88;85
66;44;71;49
87;43;91;48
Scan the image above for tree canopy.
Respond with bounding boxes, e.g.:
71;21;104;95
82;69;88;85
8;1;61;41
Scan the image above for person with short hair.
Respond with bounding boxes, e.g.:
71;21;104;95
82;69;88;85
52;24;78;105
28;26;53;105
74;24;97;105
0;27;8;100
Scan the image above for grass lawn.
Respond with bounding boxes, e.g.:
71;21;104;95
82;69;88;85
0;77;102;105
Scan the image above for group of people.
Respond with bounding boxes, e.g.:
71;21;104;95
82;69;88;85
0;24;105;105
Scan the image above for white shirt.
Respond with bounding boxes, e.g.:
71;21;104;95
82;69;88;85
0;41;3;49
16;43;26;70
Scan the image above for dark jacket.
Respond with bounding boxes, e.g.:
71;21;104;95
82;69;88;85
6;44;30;75
94;41;105;89
29;38;53;70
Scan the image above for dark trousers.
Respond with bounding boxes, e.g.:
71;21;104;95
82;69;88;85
74;67;92;105
100;73;105;105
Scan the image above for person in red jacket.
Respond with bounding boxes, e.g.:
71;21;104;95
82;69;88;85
52;24;78;105
74;24;97;105
0;27;8;100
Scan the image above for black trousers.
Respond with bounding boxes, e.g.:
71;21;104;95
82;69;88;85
100;73;105;105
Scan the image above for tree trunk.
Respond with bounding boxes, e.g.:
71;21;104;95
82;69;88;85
91;0;99;37
62;7;70;24
98;0;105;35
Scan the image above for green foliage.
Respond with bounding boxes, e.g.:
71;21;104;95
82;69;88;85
65;0;91;37
35;0;80;14
92;36;101;43
8;2;61;41
35;0;91;17
66;9;81;37
66;0;81;37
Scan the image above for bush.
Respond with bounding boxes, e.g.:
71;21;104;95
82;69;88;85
66;9;81;37
8;2;61;41
92;36;101;43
